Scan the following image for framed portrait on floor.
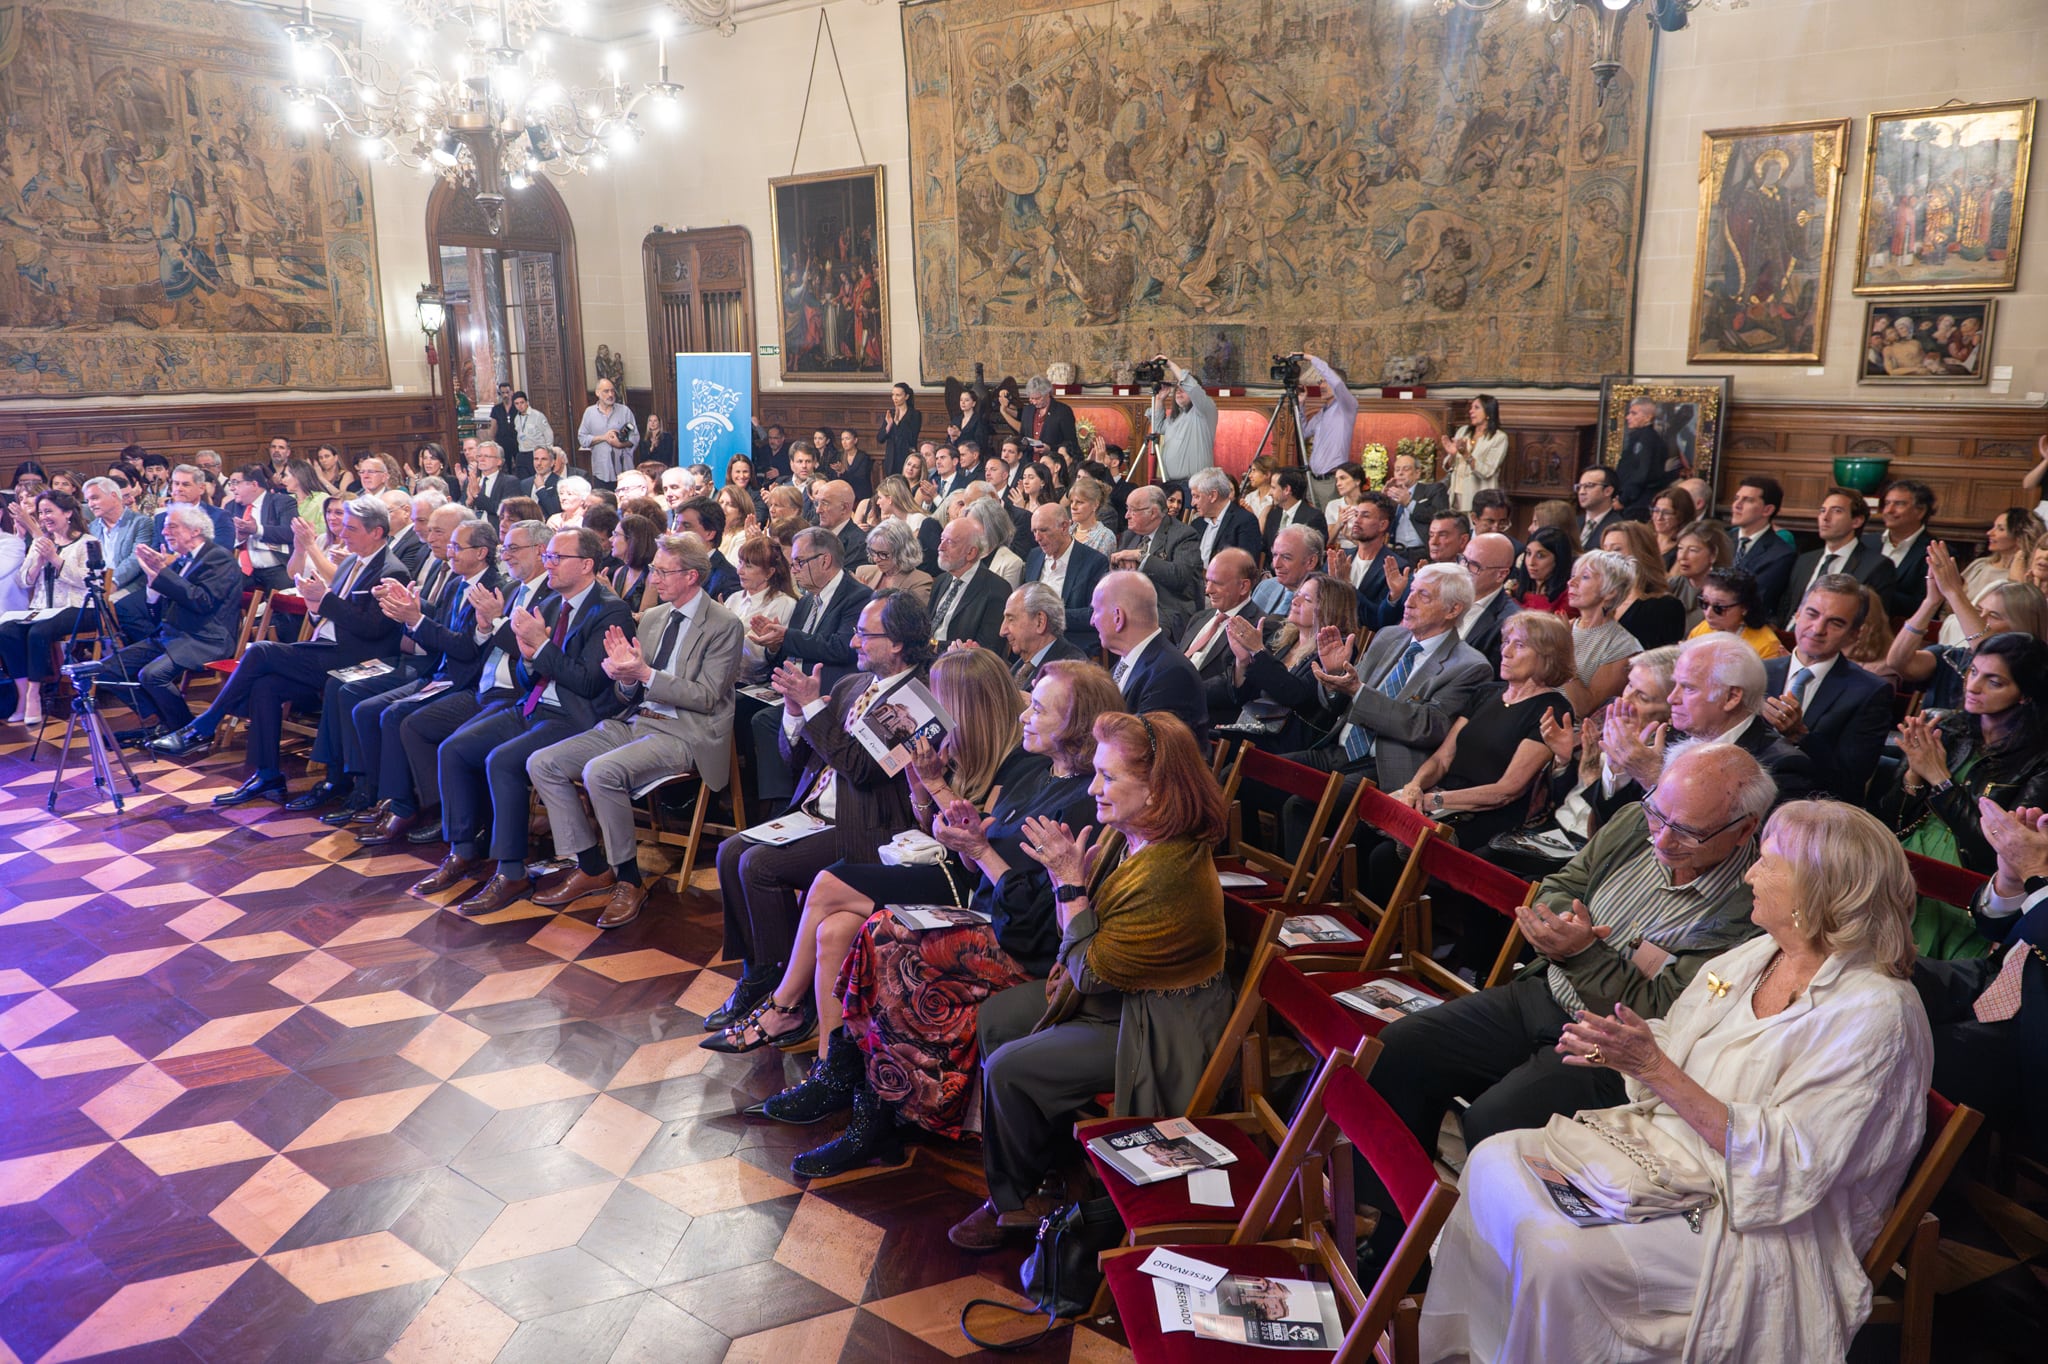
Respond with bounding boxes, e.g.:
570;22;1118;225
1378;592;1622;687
769;166;890;381
1858;301;1994;384
1597;376;1733;502
1853;98;2035;295
1688;119;1851;363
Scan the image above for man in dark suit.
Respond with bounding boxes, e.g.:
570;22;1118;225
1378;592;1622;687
1457;532;1523;667
747;527;874;807
1001;583;1088;690
930;443;973;507
409;526;636;915
1092;571;1207;737
1778;485;1899;625
930;515;1010;654
1865;478;1937;618
1018;376;1079;463
364;520;552;847
1914;807;2048;1163
674;497;741;600
1259;467;1327;554
1615;396;1681;515
1383;451;1445;561
106;507;243;740
1575;466;1629;553
1187;468;1266;568
1177;547;1266;724
150;464;236;549
1022;503;1110;655
487;381;518;459
464;441;526;521
814;480;869;569
1110;485;1204;638
1729;475;1797;616
529;445;566;520
146;495;412;805
1760;575;1897;806
379;491;433;578
223;464;297;592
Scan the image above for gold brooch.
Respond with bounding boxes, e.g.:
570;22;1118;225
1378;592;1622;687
1703;973;1731;999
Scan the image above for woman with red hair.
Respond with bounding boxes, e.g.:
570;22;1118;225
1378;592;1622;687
948;710;1232;1249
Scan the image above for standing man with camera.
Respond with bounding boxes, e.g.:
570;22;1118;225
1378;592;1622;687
1145;355;1218;486
1297;352;1358;508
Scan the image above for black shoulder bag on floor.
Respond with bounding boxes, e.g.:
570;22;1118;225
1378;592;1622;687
959;1195;1124;1351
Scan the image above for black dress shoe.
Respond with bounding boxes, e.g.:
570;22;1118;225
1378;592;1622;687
406;823;446;845
703;968;780;1032
113;725;165;748
319;798;378;827
284;781;350;812
147;728;212;758
213;773;288;807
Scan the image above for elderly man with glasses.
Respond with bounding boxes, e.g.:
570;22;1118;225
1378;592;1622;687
1455;531;1523;666
1351;742;1776;1273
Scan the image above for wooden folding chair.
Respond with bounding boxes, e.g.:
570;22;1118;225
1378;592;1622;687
1862;1091;1982;1364
193;589;270;749
633;735;748;890
1247;785;1439;973
1101;1056;1459;1364
1218;745;1356;905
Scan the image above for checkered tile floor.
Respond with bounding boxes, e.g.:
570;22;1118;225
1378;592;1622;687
0;723;1133;1363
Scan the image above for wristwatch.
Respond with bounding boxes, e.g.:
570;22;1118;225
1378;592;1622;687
1428;792;1445;814
1055;883;1088;903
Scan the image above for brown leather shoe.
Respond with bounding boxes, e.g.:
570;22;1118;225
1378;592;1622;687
456;873;533;916
357;811;422;846
411;854;480;898
947;1200;1007;1252
533;867;616;908
995;1193;1063;1229
595;882;649;929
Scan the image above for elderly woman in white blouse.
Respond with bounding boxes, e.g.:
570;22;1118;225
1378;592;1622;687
1421;801;1932;1364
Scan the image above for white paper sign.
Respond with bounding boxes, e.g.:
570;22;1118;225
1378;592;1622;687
1186;1169;1234;1208
1138;1249;1228;1292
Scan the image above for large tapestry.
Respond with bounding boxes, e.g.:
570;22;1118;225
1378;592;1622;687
901;0;1654;388
0;0;388;398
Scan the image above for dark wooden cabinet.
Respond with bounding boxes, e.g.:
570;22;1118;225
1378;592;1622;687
642;227;757;437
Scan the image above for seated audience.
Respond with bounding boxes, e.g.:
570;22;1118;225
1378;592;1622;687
380;490;431;576
608;512;660;614
1687;565;1786;659
1729;475;1798;613
1110;486;1203;636
950;710;1229;1247
1001;582;1087;689
1601;521;1687;649
527;532;745;928
1422;801;1929;1363
1322;460;1368;528
853;518;933;608
1536;644;1681;847
224;464;297;593
709;591;932;1034
1239;453;1278;525
1225;570;1355;751
98;502;238;742
1187;467;1265;565
1938;506;2043;647
929;515;1008;652
668;497;739;600
1022;501;1110;655
464;442;524;520
1426;510;1472;568
2;492;94;727
968;496;1026;588
1327;493;1402;626
550;475;593;527
1672;518;1734;625
1648;484;1698;565
1889;547;2047;711
1779;484;1899;625
1564;549;1643;713
1092;570;1207;737
1260;466;1325;552
1457;531;1522;666
1516;525;1576;616
725;535;797;687
1878;631;2048;957
715;484;761;558
149;464;236;549
1845;584;1901;687
1356;743;1773;1270
408;527;635;914
813;479;867;569
1759;573;1896;805
1250;521;1325;621
1066;475;1119;555
1179;547;1266;723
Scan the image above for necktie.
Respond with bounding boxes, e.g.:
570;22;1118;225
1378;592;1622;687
1787;666;1815;705
799;590;824;635
650;609;686;673
1975;943;2030;1022
1013;655;1034;686
1340;640;1424;762
1111;655;1132;691
1186;612;1227;660
480;583;528;696
520;604;573;717
1271;586;1294;617
1738;535;1755;560
932;577;961;636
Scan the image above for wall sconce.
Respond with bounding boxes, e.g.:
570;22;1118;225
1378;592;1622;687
416;283;446;396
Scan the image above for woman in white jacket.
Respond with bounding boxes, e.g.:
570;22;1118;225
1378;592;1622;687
1442;394;1508;512
1421;800;1932;1363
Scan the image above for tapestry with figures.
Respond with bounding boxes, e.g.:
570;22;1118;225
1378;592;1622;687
900;0;1655;388
0;0;388;397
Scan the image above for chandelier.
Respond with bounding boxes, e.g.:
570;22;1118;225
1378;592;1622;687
1428;0;1729;104
274;1;701;234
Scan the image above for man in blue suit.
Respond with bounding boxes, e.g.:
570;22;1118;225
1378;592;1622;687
1759;574;1896;806
1187;468;1266;568
1729;476;1797;617
1021;503;1109;655
149;464;236;550
106;506;243;741
746;526;873;805
1092;570;1207;739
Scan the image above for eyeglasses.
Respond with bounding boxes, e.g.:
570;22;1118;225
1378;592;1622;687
648;565;691;579
792;552;830;570
1457;555;1506;575
1701;598;1739;614
851;628;891;642
1574;481;1606;490
1642;797;1749;849
540;552;592;566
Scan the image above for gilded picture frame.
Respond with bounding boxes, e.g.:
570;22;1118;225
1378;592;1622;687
1597;375;1732;501
1857;300;1995;385
1852;98;2035;296
1688;119;1850;364
768;165;890;382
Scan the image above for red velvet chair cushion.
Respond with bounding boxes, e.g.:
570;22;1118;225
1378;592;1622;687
1106;1241;1338;1363
1300;969;1447;1039
1085;1117;1271;1232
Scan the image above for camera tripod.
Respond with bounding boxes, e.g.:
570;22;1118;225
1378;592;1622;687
1248;362;1312;474
33;563;142;813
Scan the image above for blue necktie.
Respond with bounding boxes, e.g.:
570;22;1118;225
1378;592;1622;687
1341;640;1423;761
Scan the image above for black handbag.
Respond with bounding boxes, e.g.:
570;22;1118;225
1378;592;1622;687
959;1195;1125;1351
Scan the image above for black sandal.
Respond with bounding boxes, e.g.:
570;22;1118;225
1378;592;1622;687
702;999;816;1054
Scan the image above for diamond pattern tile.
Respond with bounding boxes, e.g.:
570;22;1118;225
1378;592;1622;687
0;740;1129;1364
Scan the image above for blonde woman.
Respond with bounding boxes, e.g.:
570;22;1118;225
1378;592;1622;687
853;519;933;608
1564;549;1643;713
1938;507;2045;646
715;484;760;559
1066;475;1119;555
1601;520;1686;649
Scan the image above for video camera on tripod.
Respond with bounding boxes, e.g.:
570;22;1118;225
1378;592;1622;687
1131;357;1169;388
1269;352;1305;388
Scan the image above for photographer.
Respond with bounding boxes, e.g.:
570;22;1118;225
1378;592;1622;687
1145;355;1218;484
1296;352;1358;506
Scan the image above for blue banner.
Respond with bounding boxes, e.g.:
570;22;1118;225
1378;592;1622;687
673;352;753;487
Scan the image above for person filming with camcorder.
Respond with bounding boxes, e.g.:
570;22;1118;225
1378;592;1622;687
1143;353;1218;486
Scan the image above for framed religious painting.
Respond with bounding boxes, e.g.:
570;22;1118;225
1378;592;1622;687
1597;376;1732;500
768;166;890;381
1853;98;2036;295
1688;119;1851;363
1857;300;1995;385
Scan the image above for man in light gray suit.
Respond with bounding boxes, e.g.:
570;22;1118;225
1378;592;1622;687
526;532;745;929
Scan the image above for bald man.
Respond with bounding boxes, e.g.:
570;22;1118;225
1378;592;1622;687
1176;547;1268;724
1090;570;1207;737
1457;531;1523;666
813;479;868;568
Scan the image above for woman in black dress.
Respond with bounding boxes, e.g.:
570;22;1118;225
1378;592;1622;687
1225;571;1356;751
1601;520;1688;649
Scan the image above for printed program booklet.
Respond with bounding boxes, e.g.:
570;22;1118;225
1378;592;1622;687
1278;915;1361;947
887;904;993;932
852;677;954;775
1153;1274;1343;1349
1523;1153;1623;1227
1086;1117;1237;1185
1332;978;1442;1023
327;659;395;683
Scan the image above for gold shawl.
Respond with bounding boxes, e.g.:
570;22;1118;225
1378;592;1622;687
1041;833;1227;1025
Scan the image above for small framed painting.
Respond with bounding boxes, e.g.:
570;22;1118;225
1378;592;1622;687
1857;301;1995;385
1596;376;1733;503
1853;98;2035;295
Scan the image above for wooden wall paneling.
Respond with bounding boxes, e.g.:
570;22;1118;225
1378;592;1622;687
0;396;442;480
